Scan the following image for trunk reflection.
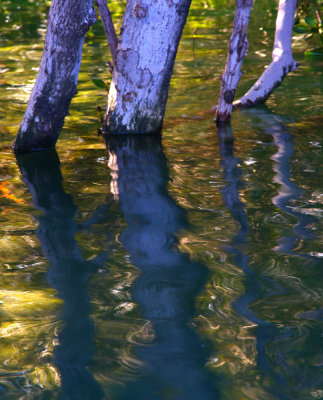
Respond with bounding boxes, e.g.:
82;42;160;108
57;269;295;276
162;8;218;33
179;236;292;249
16;150;104;400
106;136;217;399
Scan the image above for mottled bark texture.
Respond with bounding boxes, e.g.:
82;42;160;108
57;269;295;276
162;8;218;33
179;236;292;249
13;0;96;151
216;0;253;122
105;0;191;134
234;0;298;108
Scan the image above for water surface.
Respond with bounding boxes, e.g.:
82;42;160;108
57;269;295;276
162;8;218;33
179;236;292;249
0;1;322;399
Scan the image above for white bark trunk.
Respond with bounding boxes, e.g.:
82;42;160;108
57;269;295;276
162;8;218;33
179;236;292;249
234;0;298;108
13;0;96;151
105;0;191;134
216;0;253;123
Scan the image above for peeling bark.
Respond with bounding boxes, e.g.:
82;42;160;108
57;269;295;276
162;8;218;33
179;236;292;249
234;0;298;108
13;0;96;151
216;0;253;123
105;0;191;134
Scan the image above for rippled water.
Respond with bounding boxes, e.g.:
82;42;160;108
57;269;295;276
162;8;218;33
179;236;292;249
0;1;322;399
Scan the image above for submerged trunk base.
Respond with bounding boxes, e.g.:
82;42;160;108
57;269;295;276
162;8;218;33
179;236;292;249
216;0;253;123
104;109;163;135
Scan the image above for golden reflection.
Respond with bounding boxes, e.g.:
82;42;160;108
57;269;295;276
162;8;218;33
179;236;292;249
118;352;145;372
1;208;15;215
127;321;156;345
0;289;62;316
114;301;136;315
0;181;24;204
197;314;220;330
31;364;61;389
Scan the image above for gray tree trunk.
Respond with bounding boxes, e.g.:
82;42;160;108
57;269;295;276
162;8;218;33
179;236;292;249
216;0;253;122
234;0;298;108
95;0;118;65
105;0;191;134
13;0;96;151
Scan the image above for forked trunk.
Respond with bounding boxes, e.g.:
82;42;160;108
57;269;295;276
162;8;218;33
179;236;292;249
13;0;96;151
234;0;298;108
104;0;191;134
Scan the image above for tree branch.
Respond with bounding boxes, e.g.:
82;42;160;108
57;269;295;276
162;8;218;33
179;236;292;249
95;0;118;66
233;0;298;108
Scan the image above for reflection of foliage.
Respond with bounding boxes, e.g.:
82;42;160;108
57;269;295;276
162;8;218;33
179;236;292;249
0;288;63;396
0;0;50;43
294;0;323;56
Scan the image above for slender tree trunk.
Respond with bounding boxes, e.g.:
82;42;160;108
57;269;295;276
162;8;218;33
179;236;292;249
216;0;253;123
95;0;118;65
234;0;298;108
104;0;191;134
13;0;96;151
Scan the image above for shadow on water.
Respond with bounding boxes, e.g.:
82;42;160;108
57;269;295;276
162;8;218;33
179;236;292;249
16;151;104;400
105;135;218;400
217;123;290;400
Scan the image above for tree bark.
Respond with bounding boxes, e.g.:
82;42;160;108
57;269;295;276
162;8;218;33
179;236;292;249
216;0;253;123
13;0;96;151
234;0;298;108
104;0;191;134
95;0;118;65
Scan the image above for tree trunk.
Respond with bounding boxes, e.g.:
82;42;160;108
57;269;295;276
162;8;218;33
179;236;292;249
95;0;118;65
13;0;96;151
104;0;191;134
234;0;298;108
216;0;253;123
